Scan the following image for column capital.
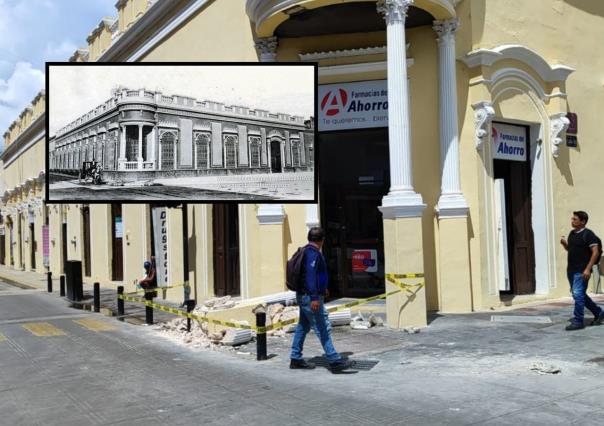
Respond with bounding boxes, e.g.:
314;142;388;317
472;101;495;150
254;36;278;62
377;0;413;24
433;18;460;44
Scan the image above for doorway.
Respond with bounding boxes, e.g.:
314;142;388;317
29;222;36;270
319;128;389;298
493;122;535;295
270;140;282;173
82;207;91;277
212;204;240;296
111;204;123;281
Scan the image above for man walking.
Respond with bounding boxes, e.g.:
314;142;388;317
290;227;352;372
560;211;604;330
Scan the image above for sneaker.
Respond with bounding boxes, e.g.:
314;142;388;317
290;359;315;370
565;322;585;331
329;359;353;372
591;311;604;326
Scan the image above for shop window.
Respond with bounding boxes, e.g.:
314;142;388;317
195;133;210;169
160;132;176;169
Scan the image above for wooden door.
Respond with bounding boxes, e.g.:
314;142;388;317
0;234;5;265
212;204;240;296
111;204;123;281
30;223;36;270
62;223;67;272
82;207;91;277
270;141;281;173
508;160;535;294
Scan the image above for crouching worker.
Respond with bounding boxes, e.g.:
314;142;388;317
290;227;352;373
138;259;158;298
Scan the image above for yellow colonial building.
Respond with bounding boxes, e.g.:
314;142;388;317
3;0;604;328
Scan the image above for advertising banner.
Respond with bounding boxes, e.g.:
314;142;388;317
318;80;388;131
151;207;169;287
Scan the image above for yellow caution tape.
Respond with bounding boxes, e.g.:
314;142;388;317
131;281;190;295
118;272;425;334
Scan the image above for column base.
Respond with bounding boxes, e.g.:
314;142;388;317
382;215;427;328
379;190;426;219
437;215;472;313
436;193;469;218
257;204;285;225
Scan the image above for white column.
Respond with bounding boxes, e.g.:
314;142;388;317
137;124;143;170
255;37;284;221
377;0;425;219
173;134;177;170
254;37;278;62
119;124;126;170
434;18;468;217
150;126;156;168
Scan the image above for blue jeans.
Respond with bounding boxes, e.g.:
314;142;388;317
568;271;603;325
290;295;342;364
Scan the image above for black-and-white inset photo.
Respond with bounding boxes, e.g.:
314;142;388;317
46;63;316;202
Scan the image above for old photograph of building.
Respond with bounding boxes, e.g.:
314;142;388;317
47;64;316;202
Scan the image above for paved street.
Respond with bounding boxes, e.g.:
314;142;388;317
2;278;604;425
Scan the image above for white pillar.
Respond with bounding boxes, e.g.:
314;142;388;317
173;134;177;170
137;124;143;170
119;125;126;170
434;18;468;217
377;0;425;218
151;126;156;168
254;37;278;62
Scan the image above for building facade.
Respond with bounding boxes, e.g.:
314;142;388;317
3;0;604;329
50;87;313;178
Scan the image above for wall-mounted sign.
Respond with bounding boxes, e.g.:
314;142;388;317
152;207;169;287
566;112;578;134
492;123;527;162
42;225;49;267
566;135;578;147
318;80;388;131
352;249;378;273
114;217;123;238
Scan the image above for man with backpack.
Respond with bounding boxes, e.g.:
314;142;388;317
288;227;353;372
560;211;604;330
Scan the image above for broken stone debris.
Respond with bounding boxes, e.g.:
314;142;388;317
529;361;561;375
155;295;251;350
350;312;384;330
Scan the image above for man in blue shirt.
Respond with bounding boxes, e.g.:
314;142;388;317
290;227;352;372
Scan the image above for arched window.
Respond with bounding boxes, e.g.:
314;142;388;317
291;140;300;167
160;132;176;169
195;133;210;169
249;137;261;168
224;135;237;168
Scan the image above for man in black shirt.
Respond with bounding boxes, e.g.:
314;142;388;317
560;211;604;330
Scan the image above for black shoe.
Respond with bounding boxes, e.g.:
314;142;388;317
565;322;585;331
290;359;315;370
329;359;353;372
591;311;604;326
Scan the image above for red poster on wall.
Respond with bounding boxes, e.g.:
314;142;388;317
352;249;378;273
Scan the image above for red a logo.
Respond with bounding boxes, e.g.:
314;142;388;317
320;89;348;116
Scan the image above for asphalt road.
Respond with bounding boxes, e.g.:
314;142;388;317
3;279;604;425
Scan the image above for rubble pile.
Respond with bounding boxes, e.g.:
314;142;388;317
154;296;251;350
350;313;385;330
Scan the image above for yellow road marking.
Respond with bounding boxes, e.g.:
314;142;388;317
0;332;5;342
22;322;66;337
73;318;115;332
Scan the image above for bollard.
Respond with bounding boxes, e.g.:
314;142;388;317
93;282;100;313
185;299;196;332
47;272;52;293
117;286;124;322
145;290;154;325
256;311;267;361
60;275;65;297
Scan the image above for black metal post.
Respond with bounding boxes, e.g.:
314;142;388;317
93;282;100;313
186;299;196;332
182;204;190;303
60;275;65;297
145;290;154;325
256;312;267;361
117;285;124;322
47;272;52;293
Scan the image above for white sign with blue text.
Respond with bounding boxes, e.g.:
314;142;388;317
492;122;527;162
